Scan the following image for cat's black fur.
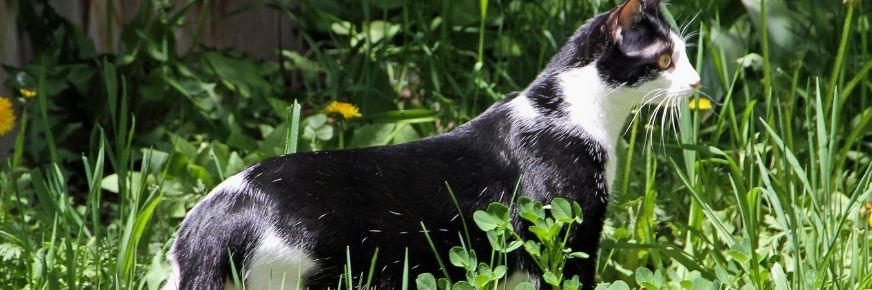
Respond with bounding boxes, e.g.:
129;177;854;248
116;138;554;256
167;0;677;289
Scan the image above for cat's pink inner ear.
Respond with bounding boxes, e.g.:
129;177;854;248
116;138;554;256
609;0;642;41
617;0;642;31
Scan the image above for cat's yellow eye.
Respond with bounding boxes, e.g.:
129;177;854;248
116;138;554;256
658;54;672;70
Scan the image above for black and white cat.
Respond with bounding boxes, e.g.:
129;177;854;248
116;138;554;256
164;0;700;289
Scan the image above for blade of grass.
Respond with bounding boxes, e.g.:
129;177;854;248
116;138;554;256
285;100;302;154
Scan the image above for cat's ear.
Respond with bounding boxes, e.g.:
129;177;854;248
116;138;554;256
610;0;661;40
617;0;643;32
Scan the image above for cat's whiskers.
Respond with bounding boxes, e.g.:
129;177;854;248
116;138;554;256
643;102;659;155
679;11;701;42
694;89;715;100
634;88;667;147
671;92;687;147
640;88;667;104
644;90;669;150
625;88;667;137
668;93;682;141
667;95;679;148
656;92;674;151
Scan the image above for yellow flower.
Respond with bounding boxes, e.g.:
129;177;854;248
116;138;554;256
324;101;362;120
688;97;713;111
0;97;16;136
868;212;872;228
19;88;37;98
866;202;872;228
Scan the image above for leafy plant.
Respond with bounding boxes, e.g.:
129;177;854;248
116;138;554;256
417;197;588;290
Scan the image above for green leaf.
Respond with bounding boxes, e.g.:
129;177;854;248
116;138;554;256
594;281;630;290
224;152;246;176
101;172;147;194
545;219;562;240
561;276;581;290
690;277;715;290
476;263;492;277
492;265;507;279
141;148;169;174
451;281;475;290
330;21;352;35
0;243;23;262
438;278;452;290
486;202;509;219
550;198;573;222
543;271;560;286
349;123;397;148
524;240;541;257
416;273;437;290
635;267;659;290
203;51;271;98
359;20;401;44
572;202;584;224
519;197;543;222
472;274;490;289
503;241;523;253
281;51;324;81
771;262;789;290
473;210;504;232
528;224;550;242
314;126;334;141
514;282;536;290
728;243;750;264
303;114;334;142
448;247;476;271
307;114;328;127
569;252;589;259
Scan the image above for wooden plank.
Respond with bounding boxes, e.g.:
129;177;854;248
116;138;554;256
0;0;19;156
85;0;123;53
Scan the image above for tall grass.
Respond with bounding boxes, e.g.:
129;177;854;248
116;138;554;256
1;0;870;289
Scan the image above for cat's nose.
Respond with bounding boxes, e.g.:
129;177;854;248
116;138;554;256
690;80;701;90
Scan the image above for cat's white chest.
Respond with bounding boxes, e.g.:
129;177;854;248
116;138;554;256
508;89;622;194
556;66;632;194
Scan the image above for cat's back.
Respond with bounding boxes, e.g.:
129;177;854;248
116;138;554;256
222;106;508;207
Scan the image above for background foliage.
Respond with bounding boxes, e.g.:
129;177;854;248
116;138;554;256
0;0;871;289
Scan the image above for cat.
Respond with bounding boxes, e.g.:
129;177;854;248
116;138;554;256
163;0;700;289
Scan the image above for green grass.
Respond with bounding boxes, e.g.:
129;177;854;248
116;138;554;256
1;0;871;289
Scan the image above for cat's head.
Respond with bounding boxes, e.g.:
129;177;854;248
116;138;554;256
532;0;700;111
601;0;700;106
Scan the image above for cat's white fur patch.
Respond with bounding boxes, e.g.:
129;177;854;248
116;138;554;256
244;229;317;289
556;64;630;191
508;94;539;119
163;258;181;290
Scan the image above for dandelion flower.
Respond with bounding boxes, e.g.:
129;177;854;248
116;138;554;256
868;212;872;228
19;88;37;98
0;97;16;136
866;201;872;227
324;101;362;120
688;97;713;111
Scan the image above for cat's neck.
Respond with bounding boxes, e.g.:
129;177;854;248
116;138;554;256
512;66;636;156
506;65;638;191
